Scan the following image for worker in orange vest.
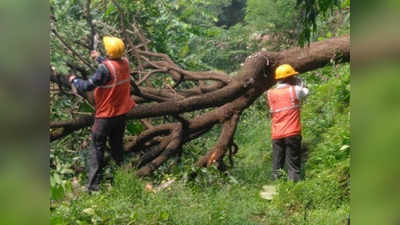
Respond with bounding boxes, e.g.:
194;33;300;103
68;36;136;191
266;64;309;182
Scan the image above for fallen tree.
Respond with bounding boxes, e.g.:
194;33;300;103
50;3;349;176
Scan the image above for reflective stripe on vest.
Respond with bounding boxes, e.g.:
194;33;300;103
100;60;131;88
94;58;135;118
267;85;302;139
267;86;299;113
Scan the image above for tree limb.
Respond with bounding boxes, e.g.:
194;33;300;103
51;28;94;70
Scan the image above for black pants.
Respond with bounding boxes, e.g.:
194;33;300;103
87;115;126;190
271;135;302;182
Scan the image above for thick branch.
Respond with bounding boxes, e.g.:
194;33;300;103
196;113;240;167
275;35;350;72
136;122;184;176
126;77;250;119
50;116;93;141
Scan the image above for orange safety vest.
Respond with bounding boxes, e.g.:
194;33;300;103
94;58;136;118
266;85;301;140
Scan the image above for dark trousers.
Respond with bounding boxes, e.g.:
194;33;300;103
87;115;126;190
271;135;302;182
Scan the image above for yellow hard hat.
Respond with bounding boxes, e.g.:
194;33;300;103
275;64;298;80
103;36;125;59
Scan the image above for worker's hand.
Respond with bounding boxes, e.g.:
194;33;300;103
293;76;303;86
68;75;79;96
90;50;99;60
68;74;77;84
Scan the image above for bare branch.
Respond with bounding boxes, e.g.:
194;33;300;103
140;119;154;129
111;0;126;36
132;23;150;51
85;0;97;51
137;69;167;86
51;28;94;70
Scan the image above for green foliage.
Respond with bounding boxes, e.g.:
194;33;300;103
126;121;145;136
189;24;256;72
215;0;247;28
245;0;302;48
245;0;349;48
296;0;350;45
174;0;231;27
50;1;350;224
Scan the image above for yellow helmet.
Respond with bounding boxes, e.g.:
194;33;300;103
275;64;298;80
103;36;125;59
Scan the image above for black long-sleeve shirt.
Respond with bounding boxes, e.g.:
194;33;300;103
72;56;111;92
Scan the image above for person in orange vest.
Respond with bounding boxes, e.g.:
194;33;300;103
68;36;136;191
266;64;309;182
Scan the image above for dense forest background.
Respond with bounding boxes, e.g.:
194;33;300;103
50;0;350;224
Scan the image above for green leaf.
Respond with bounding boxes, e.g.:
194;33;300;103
64;181;73;193
52;173;62;185
51;185;65;201
79;102;94;113
126;121;144;135
160;211;169;221
50;216;66;225
179;44;190;58
60;168;74;174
